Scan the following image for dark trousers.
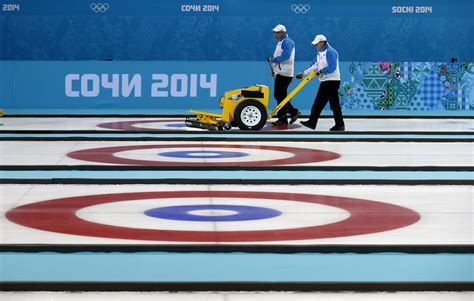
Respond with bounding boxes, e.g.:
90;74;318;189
274;74;298;122
309;80;344;126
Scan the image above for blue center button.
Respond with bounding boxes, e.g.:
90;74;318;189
145;204;281;222
159;150;249;159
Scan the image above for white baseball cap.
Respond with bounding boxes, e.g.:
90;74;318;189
311;34;327;45
272;24;286;32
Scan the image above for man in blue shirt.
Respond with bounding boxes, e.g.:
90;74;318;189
296;34;345;131
270;24;300;126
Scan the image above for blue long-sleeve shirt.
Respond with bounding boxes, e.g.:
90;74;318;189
272;35;295;64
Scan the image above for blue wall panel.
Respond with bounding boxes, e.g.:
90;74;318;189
1;0;473;61
0;0;473;115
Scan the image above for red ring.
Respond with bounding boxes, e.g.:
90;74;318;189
97;120;302;131
263;123;302;130
67;144;340;166
97;119;183;131
6;191;420;242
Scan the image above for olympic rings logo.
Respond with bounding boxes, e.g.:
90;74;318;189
291;4;310;14
90;3;109;13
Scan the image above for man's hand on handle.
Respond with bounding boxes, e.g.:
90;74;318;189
296;71;320;79
267;57;276;77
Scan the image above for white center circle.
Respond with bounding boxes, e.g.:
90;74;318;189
188;152;221;157
188;209;239;216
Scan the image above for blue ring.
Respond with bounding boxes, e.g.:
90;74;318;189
144;204;281;222
159;150;249;159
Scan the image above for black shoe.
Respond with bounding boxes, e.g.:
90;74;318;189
330;124;345;131
272;120;288;126
300;120;316;130
289;111;301;124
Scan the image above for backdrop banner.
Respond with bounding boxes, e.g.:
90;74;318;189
1;60;472;115
1;0;473;115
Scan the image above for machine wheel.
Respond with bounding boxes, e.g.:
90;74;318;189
234;99;267;130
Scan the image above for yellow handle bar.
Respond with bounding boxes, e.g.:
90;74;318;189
267;71;317;119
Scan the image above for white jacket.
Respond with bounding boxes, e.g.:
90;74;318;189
303;43;340;81
272;35;295;77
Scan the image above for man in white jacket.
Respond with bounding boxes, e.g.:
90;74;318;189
296;34;345;131
270;24;301;126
